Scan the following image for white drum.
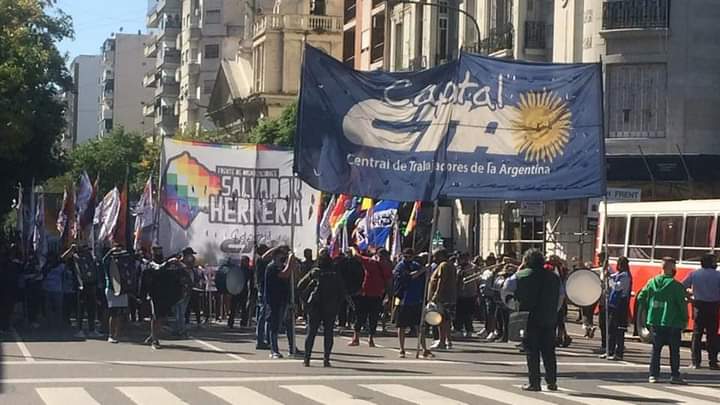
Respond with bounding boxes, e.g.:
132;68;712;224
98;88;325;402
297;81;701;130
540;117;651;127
565;268;602;307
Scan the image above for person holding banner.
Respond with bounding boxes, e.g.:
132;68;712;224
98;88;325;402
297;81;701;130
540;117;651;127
393;248;431;359
254;244;271;350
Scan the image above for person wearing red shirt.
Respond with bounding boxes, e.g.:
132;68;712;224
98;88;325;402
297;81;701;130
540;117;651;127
349;248;393;347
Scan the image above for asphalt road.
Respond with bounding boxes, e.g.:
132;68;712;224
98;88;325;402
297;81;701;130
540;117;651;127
1;321;718;404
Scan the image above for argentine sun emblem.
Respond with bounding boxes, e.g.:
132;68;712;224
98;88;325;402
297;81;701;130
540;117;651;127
511;91;572;163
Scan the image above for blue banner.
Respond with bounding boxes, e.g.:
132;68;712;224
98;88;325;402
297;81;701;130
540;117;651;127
295;46;605;201
367;200;399;248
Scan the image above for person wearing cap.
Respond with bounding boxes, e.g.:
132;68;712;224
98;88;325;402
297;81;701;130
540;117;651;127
682;253;720;370
637;257;688;384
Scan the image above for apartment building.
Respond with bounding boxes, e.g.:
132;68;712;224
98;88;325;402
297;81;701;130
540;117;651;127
99;34;155;137
65;55;102;148
207;0;344;132
343;0;388;69
354;0;720;261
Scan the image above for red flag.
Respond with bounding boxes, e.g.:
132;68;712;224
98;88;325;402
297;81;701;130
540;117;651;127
113;181;128;248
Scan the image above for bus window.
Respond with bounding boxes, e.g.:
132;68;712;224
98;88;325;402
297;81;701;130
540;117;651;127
683;216;714;262
605;216;627;258
653;216;683;260
628;216;654;260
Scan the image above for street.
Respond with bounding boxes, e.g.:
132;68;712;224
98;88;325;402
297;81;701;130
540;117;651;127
1;322;718;404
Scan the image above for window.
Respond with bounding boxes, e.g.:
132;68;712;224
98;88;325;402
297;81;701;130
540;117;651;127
628;216;654;260
605;216;627;258
654;216;682;260
501;202;544;257
684;216;714;262
370;12;384;63
607;64;667;138
204;44;219;59
393;21;404;70
311;0;326;16
205;10;221;24
203;80;214;94
343;28;355;66
344;0;356;23
438;17;448;62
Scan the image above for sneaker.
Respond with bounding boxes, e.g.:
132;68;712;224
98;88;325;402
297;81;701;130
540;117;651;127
447;341;453;350
421;350;435;359
151;341;161;350
144;335;153;344
690;363;701;370
588;326;596;339
303;358;310;367
74;330;86;339
430;341;447;350
87;330;103;338
323;359;331;368
107;336;118;344
648;376;658;383
399;351;406;358
486;332;498;341
609;355;623;361
598;353;608;359
368;339;376;348
521;384;541;392
546;384;558;392
347;339;359;347
670;376;687;385
270;352;284;359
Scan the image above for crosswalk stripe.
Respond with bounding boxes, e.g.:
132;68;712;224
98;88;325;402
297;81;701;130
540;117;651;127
600;385;716;405
443;384;557;405
117;387;190;405
36;387;100;405
666;385;720;399
360;384;466;405
536;387;634;405
281;385;376;405
200;386;283;405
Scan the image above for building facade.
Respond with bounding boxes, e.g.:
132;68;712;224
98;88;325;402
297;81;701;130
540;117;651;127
207;0;344;132
355;0;720;261
99;34;155;137
65;55;102;148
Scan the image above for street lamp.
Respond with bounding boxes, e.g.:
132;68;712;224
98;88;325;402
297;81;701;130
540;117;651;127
386;0;482;54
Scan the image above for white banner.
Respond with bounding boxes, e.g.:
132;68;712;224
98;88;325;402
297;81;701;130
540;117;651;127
158;139;320;264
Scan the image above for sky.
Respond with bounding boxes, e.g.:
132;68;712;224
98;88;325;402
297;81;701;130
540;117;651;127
54;0;150;61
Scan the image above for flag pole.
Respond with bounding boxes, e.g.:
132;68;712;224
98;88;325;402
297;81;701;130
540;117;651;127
288;176;297;354
415;200;439;358
154;134;164;245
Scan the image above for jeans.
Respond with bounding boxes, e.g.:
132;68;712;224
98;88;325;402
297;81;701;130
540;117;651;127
691;301;719;366
353;296;382;336
76;288;97;332
268;301;291;355
650;326;682;378
256;293;269;347
525;323;557;386
228;291;249;328
305;310;336;360
174;296;190;334
607;300;629;357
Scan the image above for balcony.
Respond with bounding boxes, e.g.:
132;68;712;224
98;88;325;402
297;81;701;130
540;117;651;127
143;71;158;88
144;40;158;58
157;49;181;68
188;59;201;75
142;103;155;117
101;104;113;120
154;105;178;127
157;26;180;42
602;0;669;30
254;14;344;38
156;79;180;97
524;21;546;50
480;23;514;56
101;69;114;82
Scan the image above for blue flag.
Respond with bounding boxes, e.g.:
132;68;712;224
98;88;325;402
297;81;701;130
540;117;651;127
295;45;605;201
367;200;399;248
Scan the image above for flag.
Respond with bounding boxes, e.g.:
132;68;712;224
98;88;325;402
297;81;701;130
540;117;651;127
404;201;421;237
367;200;400;247
360;197;373;212
57;185;75;248
133;176;155;252
353;215;369;251
32;189;47;268
96;187;121;243
328;194;350;235
318;195;336;243
113;181;128;247
332;197;359;237
74;171;93;239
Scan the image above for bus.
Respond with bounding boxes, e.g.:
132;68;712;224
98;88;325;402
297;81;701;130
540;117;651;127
596;199;720;342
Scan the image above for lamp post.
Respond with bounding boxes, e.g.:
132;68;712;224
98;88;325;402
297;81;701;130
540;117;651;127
386;0;482;54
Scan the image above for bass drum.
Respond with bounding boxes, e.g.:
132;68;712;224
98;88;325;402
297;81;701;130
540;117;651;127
565;268;602;307
216;265;246;296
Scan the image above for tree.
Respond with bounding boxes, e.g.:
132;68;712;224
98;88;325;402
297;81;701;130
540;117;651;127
66;128;156;199
0;0;73;217
247;102;297;147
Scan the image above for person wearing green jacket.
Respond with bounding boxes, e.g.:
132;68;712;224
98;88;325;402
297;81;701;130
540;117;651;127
636;257;688;384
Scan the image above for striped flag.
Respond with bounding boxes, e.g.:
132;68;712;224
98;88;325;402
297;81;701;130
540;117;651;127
318;195;336;243
404;201;421;237
329;194;351;236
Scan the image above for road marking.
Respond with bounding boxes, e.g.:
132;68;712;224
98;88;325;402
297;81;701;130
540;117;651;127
12;328;35;362
512;385;634;405
600;385;716;405
200;386;283;405
4;375;517;384
360;384;466;405
666;385;720;398
444;384;557;405
117;386;190;405
556;350;587;357
191;338;246;360
282;385;376;405
36;387;100;405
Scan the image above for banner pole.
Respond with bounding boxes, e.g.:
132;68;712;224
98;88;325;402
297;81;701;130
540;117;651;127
154;135;164;245
415;200;438;358
602;195;610;358
288;176;297;354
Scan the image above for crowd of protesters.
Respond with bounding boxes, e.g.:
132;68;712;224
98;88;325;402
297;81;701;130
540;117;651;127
1;235;718;386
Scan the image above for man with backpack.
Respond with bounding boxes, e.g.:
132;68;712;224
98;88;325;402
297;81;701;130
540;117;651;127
299;248;347;367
